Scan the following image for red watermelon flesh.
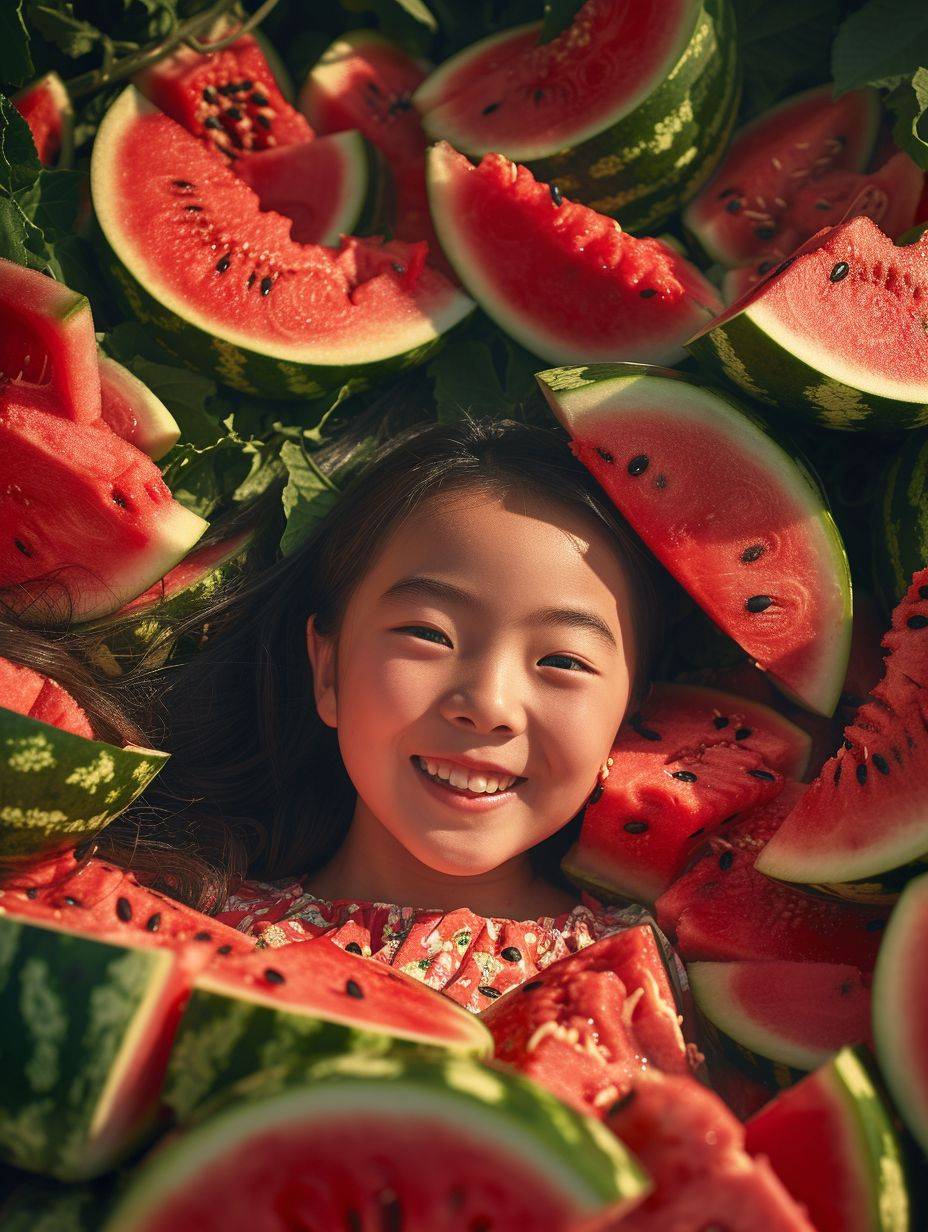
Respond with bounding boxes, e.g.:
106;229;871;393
683;84;881;267
603;1073;815;1231
13;71;72;167
654;781;889;968
0;656;94;739
427;142;722;365
880;565;928;688
481;927;688;1118
133;25;311;160
562;682;799;904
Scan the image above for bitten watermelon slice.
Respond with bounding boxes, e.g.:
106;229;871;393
538;364;852;716
98;355;180;460
683;84;881;267
655;783;890;968
0;387;208;624
745;1047;910;1232
757;568;928;901
560;682;808;904
105;1052;650;1231
688;215;928;432
13;71;73;167
872;871;928;1156
480;927;688;1118
428;143;722;365
91;88;474;398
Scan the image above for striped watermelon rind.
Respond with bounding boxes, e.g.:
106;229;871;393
0;708;167;859
872;435;928;617
416;0;740;235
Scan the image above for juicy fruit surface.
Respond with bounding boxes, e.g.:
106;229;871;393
684;84;881;266
655;782;890;968
428;144;721;365
538;365;852;716
0;654;93;738
480;927;688;1117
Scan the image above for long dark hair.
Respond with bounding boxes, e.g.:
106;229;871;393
7;396;671;912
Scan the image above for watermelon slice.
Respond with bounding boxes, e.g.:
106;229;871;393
872;871;928;1156
560;681;810;904
604;1072;815;1230
0;258;101;424
688;960;872;1076
105;1052;650;1231
480;926;688;1118
688;215;928;432
165;936;493;1122
538;364;852;716
13;71;73;167
757;568;928;901
745;1047;910;1232
98;355;180;460
0;387;208;624
91;88;474;398
683;84;882;267
0;654;93;739
233;131;380;245
414;0;739;234
655;783;890;968
874;432;928;614
428;143;722;365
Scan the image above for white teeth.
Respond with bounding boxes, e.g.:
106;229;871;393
417;757;516;794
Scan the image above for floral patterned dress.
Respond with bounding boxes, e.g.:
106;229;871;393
216;877;652;1015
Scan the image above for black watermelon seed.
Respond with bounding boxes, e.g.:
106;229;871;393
741;543;765;563
145;912;161;932
919;585;928;600
217;944;233;955
815;200;832;210
523;980;544;992
757;260;775;274
588;780;604;805
774;257;796;276
844;738;853;751
226;106;243;121
718;187;737;199
345;941;363;955
688;827;705;839
865;918;886;932
872;753;890;775
215;254;231;274
391;262;406;275
550;183;563;207
482;101;501;114
112;491;127;508
725;198;743;213
608;1089;637;1116
745;595;773;613
247;272;256;288
722;814;738;825
748;768;775;781
346;978;364;999
256;113;272;129
25;887;38;899
628;454;649;476
501;946;522;962
713;715;730;730
479;984;501;999
672;770;698;783
64;895;81;907
639;288;657;298
14;538;32;555
829;261;850;283
624;821;649;834
218;82;237;96
204;116;222;130
194;930;212;942
250;92;269;106
260;276;273;296
735;727;752;741
907;615;928;629
202;87;218;103
754;225;776;240
184;204;203;213
116;897;132;922
856;763;868;785
264;968;286;985
719;850;735;871
634;723;662;742
595;446;614;463
377;1189;402;1232
833;763;842;786
237;80;254;92
172;178;193;190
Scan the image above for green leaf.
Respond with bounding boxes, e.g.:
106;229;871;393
428;339;508;424
390;0;437;31
887;67;928;170
0;93;40;195
0;196;30;264
26;3;101;59
832;0;928;95
0;1;34;88
733;0;840;117
120;357;227;448
279;439;341;556
539;0;582;44
29;167;83;237
160;436;252;520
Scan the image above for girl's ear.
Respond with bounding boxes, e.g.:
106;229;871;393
306;614;338;729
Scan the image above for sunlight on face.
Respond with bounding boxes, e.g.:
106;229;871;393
308;485;639;877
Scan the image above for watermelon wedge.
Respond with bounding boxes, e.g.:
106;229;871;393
683;84;882;267
414;0;739;233
91;88;474;398
687;215;928;432
538;364;852;715
0;388;208;624
0;258;101;424
99;355;180;460
0;653;93;739
872;872;928;1156
13;71;73;167
745;1047;910;1232
688;960;872;1076
428;143;722;365
105;1052;650;1231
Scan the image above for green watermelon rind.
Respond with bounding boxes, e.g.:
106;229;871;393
0;709;167;859
105;1052;651;1228
90;87;475;400
536;362;853;717
872;436;928;617
872;872;928;1156
0;914;176;1181
98;353;181;461
416;0;740;235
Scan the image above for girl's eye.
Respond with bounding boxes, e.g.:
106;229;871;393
396;628;591;673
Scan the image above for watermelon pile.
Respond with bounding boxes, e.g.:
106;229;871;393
1;0;927;1226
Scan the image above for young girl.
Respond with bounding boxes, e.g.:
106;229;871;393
98;405;670;1012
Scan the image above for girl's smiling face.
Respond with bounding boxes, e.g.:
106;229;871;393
306;484;640;907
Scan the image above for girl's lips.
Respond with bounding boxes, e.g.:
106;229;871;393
410;755;522;810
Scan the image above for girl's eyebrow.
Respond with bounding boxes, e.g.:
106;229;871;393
380;574;618;651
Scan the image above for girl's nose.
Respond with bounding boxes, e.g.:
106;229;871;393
439;660;526;734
